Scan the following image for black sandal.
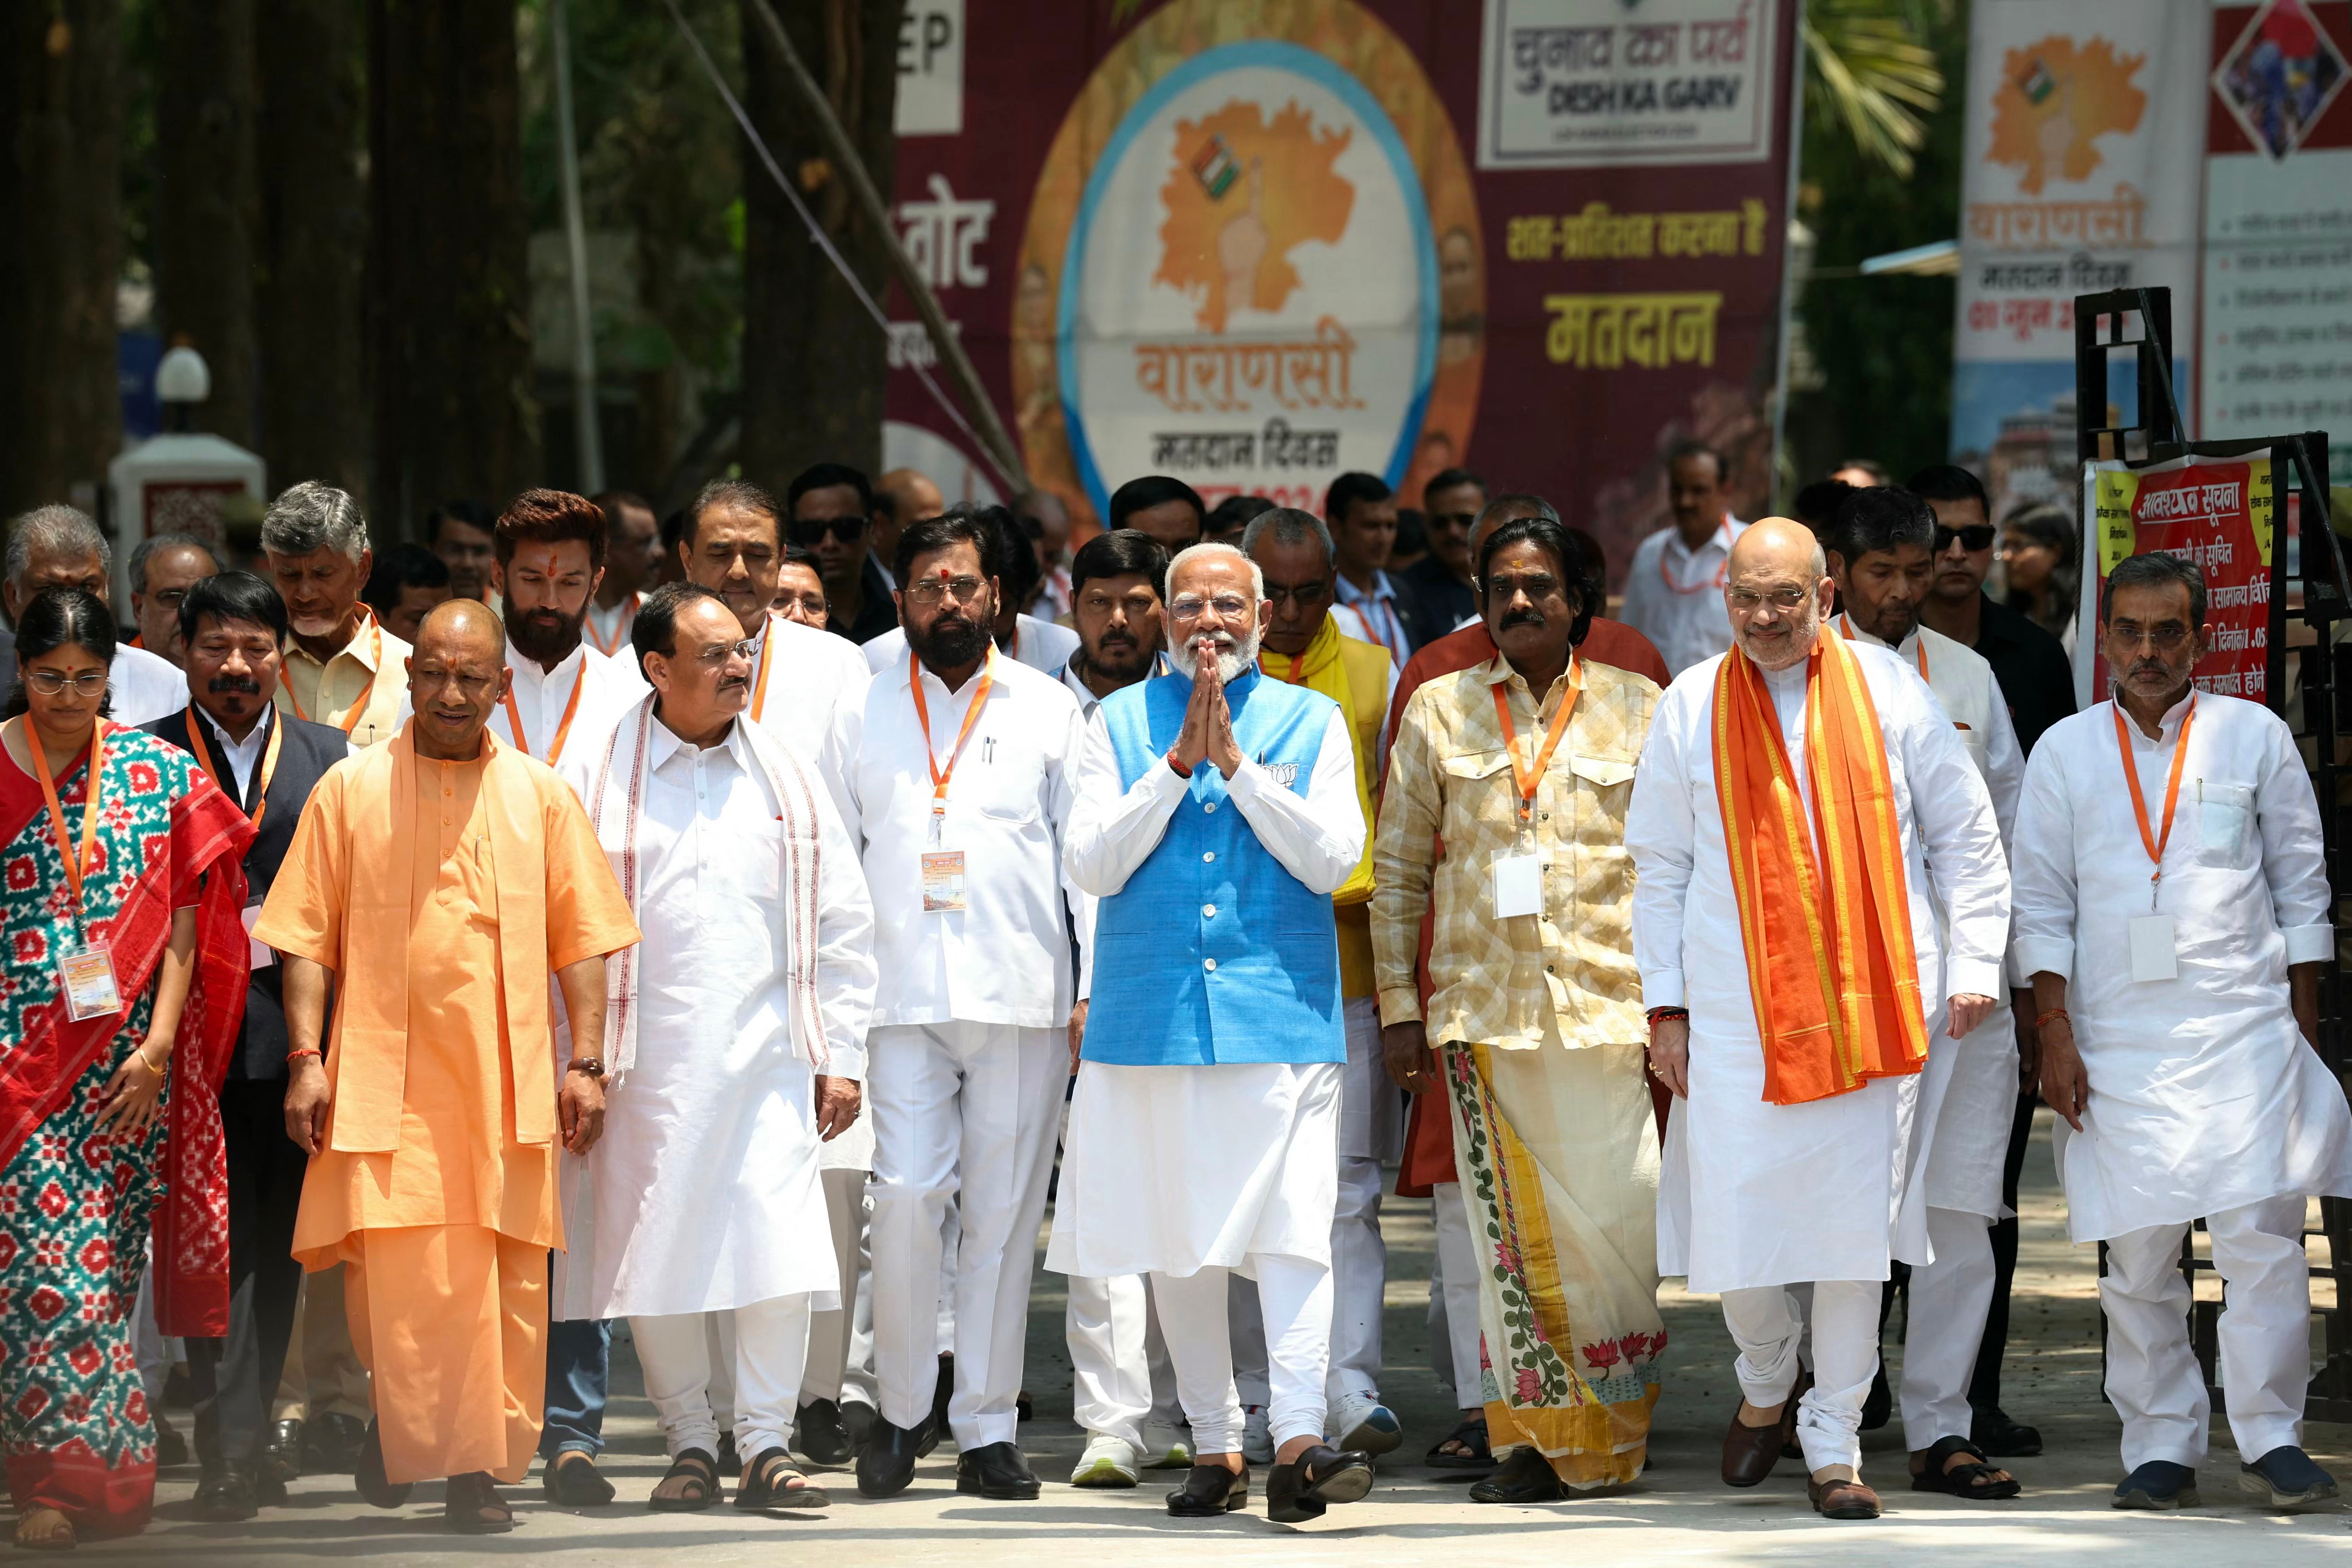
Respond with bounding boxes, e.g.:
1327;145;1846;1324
1910;1434;2022;1500
1266;1445;1374;1523
649;1447;721;1512
736;1446;829;1511
1426;1416;1493;1471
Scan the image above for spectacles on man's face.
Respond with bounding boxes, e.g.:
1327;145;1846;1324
690;639;760;668
791;517;866;546
25;670;107;697
1168;593;1253;622
1726;585;1813;611
2106;620;2192;652
904;574;987;607
1934;524;1996;553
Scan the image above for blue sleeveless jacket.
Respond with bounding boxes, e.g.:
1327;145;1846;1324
1082;667;1345;1067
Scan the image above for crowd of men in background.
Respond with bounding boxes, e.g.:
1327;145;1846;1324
1;433;2340;1548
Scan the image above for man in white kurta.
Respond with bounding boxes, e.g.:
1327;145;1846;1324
818;513;1086;1502
1626;520;2008;1517
561;585;876;1508
2015;552;2351;1512
1825;487;2028;1496
1053;543;1375;1524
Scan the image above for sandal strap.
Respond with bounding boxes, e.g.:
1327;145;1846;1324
662;1449;720;1494
1922;1433;1991;1468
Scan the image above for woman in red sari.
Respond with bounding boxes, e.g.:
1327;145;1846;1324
0;588;252;1549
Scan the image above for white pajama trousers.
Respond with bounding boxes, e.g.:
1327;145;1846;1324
1155;1257;1334;1454
2101;1195;2312;1469
1428;1182;1484;1408
1721;1279;1882;1472
1901;1206;1997;1451
800;1166;880;1410
868;1022;1062;1449
1065;1271;1182;1448
635;1296;813;1461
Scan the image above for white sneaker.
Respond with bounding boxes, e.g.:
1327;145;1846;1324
1070;1433;1140;1488
1330;1390;1404;1456
1242;1405;1275;1465
1139;1420;1193;1470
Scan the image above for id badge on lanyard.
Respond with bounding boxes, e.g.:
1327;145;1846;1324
909;650;994;916
57;944;123;1021
28;720;123;1022
922;804;969;913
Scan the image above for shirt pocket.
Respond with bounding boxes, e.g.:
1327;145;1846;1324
963;745;1044;828
1439;748;1518;839
1556;752;1639;837
2194;780;2256;868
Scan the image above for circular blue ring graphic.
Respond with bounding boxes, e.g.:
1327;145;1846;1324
1055;40;1440;516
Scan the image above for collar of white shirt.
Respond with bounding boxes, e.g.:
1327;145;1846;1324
2118;688;2196;747
507;636;589;694
647;708;756;776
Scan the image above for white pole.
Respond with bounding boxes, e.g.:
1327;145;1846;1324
551;0;604;494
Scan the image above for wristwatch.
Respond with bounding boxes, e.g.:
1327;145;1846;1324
566;1057;607;1081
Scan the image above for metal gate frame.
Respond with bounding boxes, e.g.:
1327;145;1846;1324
2073;286;2350;1420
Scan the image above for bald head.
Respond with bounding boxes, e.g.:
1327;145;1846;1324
407;598;510;758
415;596;505;661
1724;517;1832;672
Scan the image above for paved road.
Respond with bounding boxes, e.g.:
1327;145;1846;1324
114;1113;2352;1564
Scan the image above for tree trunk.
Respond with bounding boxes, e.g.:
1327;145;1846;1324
256;0;368;503
368;0;538;531
739;0;901;488
155;0;259;450
0;2;125;521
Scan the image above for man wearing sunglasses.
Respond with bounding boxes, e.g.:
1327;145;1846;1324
1907;463;2077;1463
789;463;900;646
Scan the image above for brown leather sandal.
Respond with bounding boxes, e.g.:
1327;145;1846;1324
1808;1474;1883;1519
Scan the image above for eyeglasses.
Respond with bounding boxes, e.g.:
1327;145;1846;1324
25;670;108;697
1168;593;1253;621
2106;621;2192;651
791;517;866;546
904;574;987;606
1725;586;1813;610
691;639;760;667
1934;524;1996;553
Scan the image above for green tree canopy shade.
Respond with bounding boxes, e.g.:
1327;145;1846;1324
1805;0;1947;179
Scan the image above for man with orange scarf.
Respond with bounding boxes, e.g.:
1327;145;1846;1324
1626;519;2009;1521
1241;508;1399;1459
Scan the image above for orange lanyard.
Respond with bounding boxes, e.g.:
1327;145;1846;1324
749;615;778;723
586;593;639;656
500;664;587;763
908;648;996;827
26;720;106;909
184;710;284;828
1661;518;1732;595
1489;657;1580;824
1837;615;1929;682
285;615;381;735
2114;697;2195;905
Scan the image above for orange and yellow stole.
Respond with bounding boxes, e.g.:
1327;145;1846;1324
1711;625;1927;1104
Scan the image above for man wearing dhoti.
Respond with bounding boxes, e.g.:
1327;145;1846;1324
1054;540;1378;1524
1626;519;2008;1521
1375;514;1664;1504
259;600;638;1533
1823;486;2026;1501
559;583;877;1513
2015;552;2352;1512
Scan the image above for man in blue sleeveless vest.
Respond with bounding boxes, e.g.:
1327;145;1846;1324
1052;541;1377;1524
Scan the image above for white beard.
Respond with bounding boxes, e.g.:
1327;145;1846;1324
1170;625;1260;684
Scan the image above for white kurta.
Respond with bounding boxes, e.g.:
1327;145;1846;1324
1627;642;2010;1292
1616;517;1748;676
109;642;193;727
2011;690;2352;1242
555;709;878;1319
1048;697;1364;1280
746;609;872;761
488;636;647;765
1838;617;2025;1219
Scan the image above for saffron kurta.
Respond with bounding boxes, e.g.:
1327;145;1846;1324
254;727;636;1484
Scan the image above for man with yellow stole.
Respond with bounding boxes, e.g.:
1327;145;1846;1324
1626;520;2008;1521
257;600;639;1533
1241;508;1399;1458
1375;514;1664;1504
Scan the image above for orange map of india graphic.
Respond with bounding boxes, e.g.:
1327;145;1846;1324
1157;100;1356;335
1987;36;2148;194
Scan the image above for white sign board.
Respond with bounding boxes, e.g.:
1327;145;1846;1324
896;0;964;138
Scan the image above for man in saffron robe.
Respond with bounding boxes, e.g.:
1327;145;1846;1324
1625;520;2009;1520
257;599;638;1533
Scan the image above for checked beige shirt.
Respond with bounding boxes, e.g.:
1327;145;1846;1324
1372;652;1658;1050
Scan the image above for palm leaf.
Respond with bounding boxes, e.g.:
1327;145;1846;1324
1805;0;1946;178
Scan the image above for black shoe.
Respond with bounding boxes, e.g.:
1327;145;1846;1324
795;1398;855;1468
956;1441;1041;1500
1166;1463;1248;1516
154;1411;191;1469
354;1419;414;1510
1968;1404;2043;1458
917;1355;954;1459
2113;1459;2200;1510
856;1415;928;1498
542;1449;617;1506
193;1461;260;1522
305;1410;368;1474
1859;1365;1892;1431
260;1418;304;1485
1266;1445;1374;1523
1469;1446;1565;1504
2241;1446;2341;1511
841;1400;877;1448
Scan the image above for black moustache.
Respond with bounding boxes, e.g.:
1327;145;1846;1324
1500;611;1546;630
717;676;749;694
1098;633;1137;649
206;677;263;695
